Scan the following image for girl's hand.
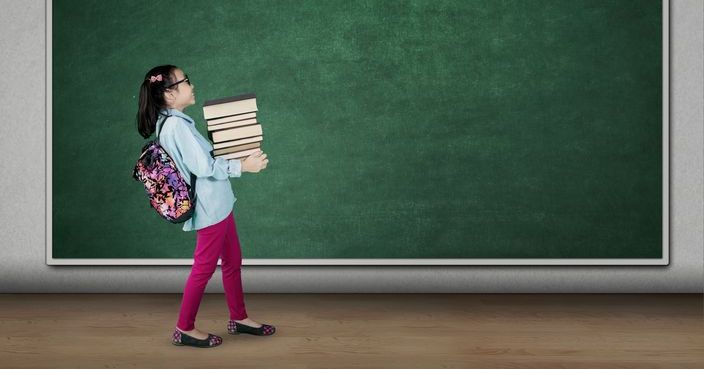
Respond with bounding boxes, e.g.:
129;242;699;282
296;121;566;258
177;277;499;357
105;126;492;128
241;150;268;173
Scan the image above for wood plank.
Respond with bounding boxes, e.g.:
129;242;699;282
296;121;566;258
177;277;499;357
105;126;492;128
0;294;701;368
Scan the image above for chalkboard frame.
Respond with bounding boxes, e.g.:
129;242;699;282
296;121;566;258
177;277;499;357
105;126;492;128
45;0;670;266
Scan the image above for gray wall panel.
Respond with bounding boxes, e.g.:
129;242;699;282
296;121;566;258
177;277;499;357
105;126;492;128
0;0;700;293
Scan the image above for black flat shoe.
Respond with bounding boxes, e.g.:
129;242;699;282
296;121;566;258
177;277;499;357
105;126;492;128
227;320;276;336
172;328;223;348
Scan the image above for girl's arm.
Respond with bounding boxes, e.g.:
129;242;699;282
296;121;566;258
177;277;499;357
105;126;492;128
165;118;241;180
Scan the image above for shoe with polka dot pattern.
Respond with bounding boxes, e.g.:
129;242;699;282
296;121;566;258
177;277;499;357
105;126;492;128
171;328;223;348
227;320;276;336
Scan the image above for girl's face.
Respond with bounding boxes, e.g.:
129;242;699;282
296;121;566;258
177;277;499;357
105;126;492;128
164;68;195;111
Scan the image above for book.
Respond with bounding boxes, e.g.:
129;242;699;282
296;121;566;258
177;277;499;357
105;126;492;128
202;93;257;120
212;135;263;150
209;124;262;143
207;117;258;131
203;93;264;160
217;148;261;160
213;141;261;156
207;112;257;127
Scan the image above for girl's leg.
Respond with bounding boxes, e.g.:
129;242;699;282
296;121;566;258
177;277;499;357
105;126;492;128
221;210;248;320
176;215;229;331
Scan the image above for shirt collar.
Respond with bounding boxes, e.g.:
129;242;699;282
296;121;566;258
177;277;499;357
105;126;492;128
158;108;195;125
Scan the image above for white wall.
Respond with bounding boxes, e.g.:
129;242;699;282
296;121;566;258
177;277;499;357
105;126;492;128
0;0;701;293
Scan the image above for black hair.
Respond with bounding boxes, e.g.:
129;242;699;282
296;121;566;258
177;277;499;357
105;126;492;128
136;65;181;138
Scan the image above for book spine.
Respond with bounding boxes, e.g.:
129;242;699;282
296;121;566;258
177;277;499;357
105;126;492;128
203;99;257;120
213;141;261;156
210;123;263;143
212;135;263;150
207;118;258;132
215;148;260;160
207;111;257;126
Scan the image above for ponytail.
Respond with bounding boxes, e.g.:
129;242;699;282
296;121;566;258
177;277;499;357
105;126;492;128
136;65;178;138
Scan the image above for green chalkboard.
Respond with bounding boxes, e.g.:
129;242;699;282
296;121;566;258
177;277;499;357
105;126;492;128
50;0;665;264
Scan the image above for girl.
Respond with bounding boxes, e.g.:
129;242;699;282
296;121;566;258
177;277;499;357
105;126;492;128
137;65;275;348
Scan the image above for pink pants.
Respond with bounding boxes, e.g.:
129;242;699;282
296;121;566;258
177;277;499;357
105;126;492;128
176;210;248;331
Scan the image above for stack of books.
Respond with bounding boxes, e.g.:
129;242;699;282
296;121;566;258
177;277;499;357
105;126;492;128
203;93;263;160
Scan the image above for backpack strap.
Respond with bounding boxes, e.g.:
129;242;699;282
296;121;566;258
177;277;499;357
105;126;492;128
189;172;197;196
156;113;198;192
155;112;171;140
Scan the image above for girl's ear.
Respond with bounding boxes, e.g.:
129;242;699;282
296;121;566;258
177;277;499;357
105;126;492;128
164;89;174;102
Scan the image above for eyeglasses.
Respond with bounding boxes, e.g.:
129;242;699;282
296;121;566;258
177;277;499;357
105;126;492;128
165;74;191;89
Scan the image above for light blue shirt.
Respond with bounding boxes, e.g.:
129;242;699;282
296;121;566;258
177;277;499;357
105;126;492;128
156;108;242;232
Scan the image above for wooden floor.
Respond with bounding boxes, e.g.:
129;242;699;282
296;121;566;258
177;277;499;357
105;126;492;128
0;294;701;369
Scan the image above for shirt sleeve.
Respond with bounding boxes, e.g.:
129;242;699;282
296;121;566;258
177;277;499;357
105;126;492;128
166;117;242;180
228;158;242;178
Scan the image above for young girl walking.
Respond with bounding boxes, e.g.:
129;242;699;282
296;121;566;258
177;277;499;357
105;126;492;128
136;65;275;348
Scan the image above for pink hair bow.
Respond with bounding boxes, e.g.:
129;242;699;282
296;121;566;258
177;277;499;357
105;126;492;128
148;74;163;83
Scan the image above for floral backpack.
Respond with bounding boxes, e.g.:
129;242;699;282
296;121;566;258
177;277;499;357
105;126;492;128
132;115;197;223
